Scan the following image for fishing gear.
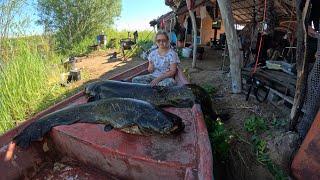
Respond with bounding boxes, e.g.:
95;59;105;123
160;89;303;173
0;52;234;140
246;76;270;103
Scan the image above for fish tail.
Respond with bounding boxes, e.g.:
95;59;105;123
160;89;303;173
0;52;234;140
13;122;42;149
13;108;84;149
187;84;214;117
13;132;31;149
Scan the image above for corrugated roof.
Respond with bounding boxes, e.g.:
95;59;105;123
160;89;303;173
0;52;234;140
165;0;296;24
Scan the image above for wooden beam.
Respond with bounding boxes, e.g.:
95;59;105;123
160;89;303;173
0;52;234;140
290;0;310;130
186;0;198;68
217;0;242;93
233;13;247;22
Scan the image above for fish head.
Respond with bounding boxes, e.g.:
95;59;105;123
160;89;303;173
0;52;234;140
85;81;99;96
85;81;107;102
155;109;185;135
136;106;184;135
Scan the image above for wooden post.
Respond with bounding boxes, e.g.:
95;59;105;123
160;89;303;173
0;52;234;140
290;0;310;129
213;1;219;42
217;0;242;93
186;0;197;68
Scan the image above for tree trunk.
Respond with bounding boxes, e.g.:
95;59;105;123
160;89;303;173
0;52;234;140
217;0;242;93
290;0;310;129
186;0;197;68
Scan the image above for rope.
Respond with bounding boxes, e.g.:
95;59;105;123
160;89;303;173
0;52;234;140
250;0;268;76
246;0;268;101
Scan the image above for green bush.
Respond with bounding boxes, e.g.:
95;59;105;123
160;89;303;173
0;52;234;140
104;28;155;51
244;116;287;179
201;84;217;98
244;116;267;134
206;118;233;159
69;36;96;56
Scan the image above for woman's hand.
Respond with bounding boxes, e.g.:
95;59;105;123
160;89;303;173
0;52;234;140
150;63;178;87
150;78;161;87
148;61;154;73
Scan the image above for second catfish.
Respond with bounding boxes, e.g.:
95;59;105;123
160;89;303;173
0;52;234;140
85;80;219;120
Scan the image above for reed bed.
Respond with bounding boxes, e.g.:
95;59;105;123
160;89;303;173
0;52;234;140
0;37;66;133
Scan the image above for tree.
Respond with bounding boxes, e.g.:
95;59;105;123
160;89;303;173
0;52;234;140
37;0;121;54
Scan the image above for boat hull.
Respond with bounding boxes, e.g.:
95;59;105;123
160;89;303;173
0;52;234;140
0;62;213;180
291;110;320;180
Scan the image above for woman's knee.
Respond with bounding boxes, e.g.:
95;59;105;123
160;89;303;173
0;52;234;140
132;74;153;84
158;78;176;86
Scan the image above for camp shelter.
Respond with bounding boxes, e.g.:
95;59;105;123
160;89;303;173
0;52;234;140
162;0;296;47
160;0;225;47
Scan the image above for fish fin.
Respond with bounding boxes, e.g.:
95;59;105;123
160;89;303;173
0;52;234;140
104;125;114;132
120;125;145;135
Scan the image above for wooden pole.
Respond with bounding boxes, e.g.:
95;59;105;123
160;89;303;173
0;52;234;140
217;0;242;93
213;1;219;42
290;0;310;129
184;20;187;47
186;0;197;68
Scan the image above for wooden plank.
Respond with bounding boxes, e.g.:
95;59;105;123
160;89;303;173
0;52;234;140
242;69;296;91
268;87;294;104
242;68;296;97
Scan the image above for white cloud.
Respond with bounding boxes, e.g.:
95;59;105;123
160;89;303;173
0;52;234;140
114;19;154;31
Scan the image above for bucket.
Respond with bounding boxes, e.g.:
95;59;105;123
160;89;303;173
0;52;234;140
182;47;192;58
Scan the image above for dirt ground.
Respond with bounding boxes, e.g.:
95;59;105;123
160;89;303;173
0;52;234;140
70;47;294;179
180;48;293;179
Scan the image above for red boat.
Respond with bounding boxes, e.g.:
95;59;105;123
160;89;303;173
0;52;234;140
0;62;213;179
291;110;320;179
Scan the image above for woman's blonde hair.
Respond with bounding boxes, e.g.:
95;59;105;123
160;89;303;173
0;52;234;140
155;30;169;41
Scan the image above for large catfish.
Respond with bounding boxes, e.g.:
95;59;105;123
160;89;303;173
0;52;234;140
85;80;219;120
14;98;184;149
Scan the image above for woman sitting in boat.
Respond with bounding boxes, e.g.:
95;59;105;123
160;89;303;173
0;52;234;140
132;31;180;86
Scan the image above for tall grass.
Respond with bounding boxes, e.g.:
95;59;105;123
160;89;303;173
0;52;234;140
0;37;65;133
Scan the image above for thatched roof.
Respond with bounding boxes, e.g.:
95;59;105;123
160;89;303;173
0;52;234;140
231;0;296;24
165;0;296;24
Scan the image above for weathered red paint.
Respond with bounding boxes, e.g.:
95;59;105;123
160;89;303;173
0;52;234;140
291;110;320;179
0;62;213;179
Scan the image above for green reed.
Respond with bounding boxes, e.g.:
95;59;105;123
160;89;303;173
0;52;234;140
0;37;65;134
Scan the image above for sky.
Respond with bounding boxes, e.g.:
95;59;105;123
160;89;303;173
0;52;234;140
21;0;171;35
114;0;171;31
